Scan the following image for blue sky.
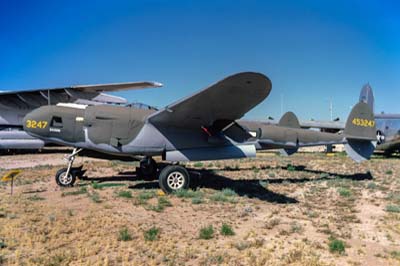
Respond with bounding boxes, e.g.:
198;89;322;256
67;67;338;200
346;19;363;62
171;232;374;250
0;0;399;121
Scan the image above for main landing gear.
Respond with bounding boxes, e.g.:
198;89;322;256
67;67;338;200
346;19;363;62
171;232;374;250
137;157;190;193
158;165;190;193
54;150;191;193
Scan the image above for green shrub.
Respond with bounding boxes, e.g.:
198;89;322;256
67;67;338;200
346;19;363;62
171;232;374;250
287;164;296;171
61;187;87;197
386;170;393;175
91;181;102;189
0;239;6;249
390;251;400;259
290;222;303;233
338;187;352;197
117;190;133;198
138;191;156;201
27;194;45;201
136;190;157;205
147;197;172;212
366;182;377;190
266;218;280;229
328;237;345;254
192;196;203;204
386;205;400;213
199;225;214;240
220;223;235;236
210;188;238;203
144;227;159;241
93;182;125;189
193;162;204;168
89;192;101;203
118;227;132;241
174;189;203;198
222;188;237;197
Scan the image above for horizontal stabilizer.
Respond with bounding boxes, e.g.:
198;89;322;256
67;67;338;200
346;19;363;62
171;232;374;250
345;139;376;163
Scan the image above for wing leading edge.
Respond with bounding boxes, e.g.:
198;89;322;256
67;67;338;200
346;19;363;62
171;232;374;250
0;81;163;96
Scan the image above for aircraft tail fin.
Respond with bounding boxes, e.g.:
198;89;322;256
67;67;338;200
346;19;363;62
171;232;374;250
343;102;376;162
359;83;374;114
278;111;300;128
278;111;300;156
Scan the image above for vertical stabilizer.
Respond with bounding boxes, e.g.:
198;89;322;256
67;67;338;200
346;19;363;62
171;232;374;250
359;84;374;114
344;102;376;162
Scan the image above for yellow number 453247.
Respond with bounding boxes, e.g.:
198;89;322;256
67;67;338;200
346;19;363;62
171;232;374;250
26;120;48;129
352;118;375;128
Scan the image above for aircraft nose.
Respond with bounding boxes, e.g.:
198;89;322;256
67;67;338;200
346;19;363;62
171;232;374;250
23;106;51;137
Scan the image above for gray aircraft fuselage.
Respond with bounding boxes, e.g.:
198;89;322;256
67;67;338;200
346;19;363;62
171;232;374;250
23;104;258;161
375;114;400;153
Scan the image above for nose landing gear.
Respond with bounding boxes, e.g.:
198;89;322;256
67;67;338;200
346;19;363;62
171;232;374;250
55;148;85;187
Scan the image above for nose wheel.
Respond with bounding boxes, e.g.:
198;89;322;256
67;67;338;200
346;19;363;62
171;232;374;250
55;148;85;187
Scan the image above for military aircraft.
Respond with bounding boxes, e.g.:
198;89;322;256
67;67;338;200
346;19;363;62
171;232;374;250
360;85;400;155
297;84;400;155
0;81;162;151
23;72;376;193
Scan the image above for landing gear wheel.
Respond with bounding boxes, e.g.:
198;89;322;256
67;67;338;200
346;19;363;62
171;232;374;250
158;165;190;193
55;168;77;187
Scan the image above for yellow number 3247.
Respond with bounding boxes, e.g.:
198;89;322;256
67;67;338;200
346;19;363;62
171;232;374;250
26;120;48;129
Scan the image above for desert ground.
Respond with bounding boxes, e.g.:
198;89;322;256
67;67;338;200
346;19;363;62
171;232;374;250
0;150;399;266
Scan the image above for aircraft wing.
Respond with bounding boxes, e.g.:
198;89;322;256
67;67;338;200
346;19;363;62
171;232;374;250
0;81;162;96
0;81;162;107
147;72;272;130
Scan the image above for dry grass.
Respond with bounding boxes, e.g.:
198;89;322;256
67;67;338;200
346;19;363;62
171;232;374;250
0;151;399;265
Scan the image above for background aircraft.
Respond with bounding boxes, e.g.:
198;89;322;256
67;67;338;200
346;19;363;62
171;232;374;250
296;84;400;155
22;72;376;193
0;81;162;151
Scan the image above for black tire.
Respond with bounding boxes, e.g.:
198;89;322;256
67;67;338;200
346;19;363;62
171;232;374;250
55;168;76;187
158;165;190;193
